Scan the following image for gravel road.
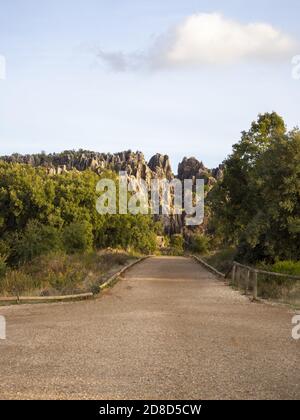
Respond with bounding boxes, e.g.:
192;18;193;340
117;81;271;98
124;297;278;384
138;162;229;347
0;256;299;400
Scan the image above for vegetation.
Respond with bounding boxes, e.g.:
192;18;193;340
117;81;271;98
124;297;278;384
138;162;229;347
209;112;300;265
2;271;33;299
256;272;299;303
169;234;184;256
0;254;7;279
62;221;93;254
0;250;137;297
0;164;160;296
0;164;159;260
189;234;210;254
258;260;300;276
1;111;299;300
203;248;236;274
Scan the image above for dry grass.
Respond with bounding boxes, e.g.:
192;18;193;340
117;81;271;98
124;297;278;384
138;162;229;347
0;249;138;297
202;248;236;275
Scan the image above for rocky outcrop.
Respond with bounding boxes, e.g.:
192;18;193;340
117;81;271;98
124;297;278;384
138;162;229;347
1;150;172;184
177;156;217;187
148;154;173;180
178;157;206;180
212;165;224;181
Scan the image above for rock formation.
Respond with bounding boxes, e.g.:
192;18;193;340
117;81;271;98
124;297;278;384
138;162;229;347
148;154;173;180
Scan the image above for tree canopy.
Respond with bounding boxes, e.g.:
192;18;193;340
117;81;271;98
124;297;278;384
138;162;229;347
209;112;300;263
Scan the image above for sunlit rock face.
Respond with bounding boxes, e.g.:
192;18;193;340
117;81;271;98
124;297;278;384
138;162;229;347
148;153;173;180
0;150;172;180
177;156;219;187
178;157;206;180
212;165;224;181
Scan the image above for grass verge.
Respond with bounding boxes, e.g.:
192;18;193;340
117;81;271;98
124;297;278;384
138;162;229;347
201;248;237;275
0;249;139;299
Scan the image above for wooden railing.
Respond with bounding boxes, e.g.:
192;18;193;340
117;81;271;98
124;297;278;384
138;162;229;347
231;261;300;302
231;262;258;299
193;256;300;305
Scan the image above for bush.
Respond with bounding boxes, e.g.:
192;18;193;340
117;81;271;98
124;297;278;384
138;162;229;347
204;248;237;274
13;221;62;264
129;226;157;254
0;163;163;261
272;261;300;276
2;271;34;297
257;273;298;301
190;235;210;254
0;255;7;279
258;260;300;276
95;214;159;255
168;234;184;256
63;221;94;254
0;240;10;257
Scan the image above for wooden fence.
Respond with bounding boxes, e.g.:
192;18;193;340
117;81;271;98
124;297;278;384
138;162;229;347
193;256;300;306
231;261;300;304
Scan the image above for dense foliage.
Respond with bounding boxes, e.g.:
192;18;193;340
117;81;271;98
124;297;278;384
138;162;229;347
209;112;300;263
0;164;159;273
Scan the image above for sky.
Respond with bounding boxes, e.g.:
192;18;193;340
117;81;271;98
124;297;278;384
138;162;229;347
0;0;300;171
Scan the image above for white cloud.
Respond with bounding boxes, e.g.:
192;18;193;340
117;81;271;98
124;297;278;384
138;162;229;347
97;49;145;72
97;13;298;71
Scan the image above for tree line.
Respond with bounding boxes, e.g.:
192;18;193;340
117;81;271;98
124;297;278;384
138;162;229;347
0;111;299;283
0;166;160;274
208;112;300;264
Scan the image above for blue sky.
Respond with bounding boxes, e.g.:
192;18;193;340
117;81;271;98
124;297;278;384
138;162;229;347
0;0;300;171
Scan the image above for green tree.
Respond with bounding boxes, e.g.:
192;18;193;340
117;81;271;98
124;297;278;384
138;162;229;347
63;221;94;254
13;220;62;264
209;113;300;262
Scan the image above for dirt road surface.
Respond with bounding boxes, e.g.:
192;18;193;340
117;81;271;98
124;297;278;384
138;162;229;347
0;256;299;400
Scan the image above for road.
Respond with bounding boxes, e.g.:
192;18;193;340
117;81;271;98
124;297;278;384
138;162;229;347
0;256;299;400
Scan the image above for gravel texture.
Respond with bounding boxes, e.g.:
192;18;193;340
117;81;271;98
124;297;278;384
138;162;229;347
0;256;299;400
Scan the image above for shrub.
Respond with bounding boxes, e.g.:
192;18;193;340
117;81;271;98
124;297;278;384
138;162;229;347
0;240;10;257
258;260;300;276
272;261;300;276
21;252;86;295
257;273;298;301
168;234;184;256
204;248;237;274
96;214;159;254
129;226;157;254
190;235;210;254
0;254;7;279
13;221;62;264
3;271;34;298
63;221;94;254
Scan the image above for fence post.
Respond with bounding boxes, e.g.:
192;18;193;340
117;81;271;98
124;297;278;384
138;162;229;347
232;263;236;286
236;266;241;290
252;270;258;300
246;269;250;294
